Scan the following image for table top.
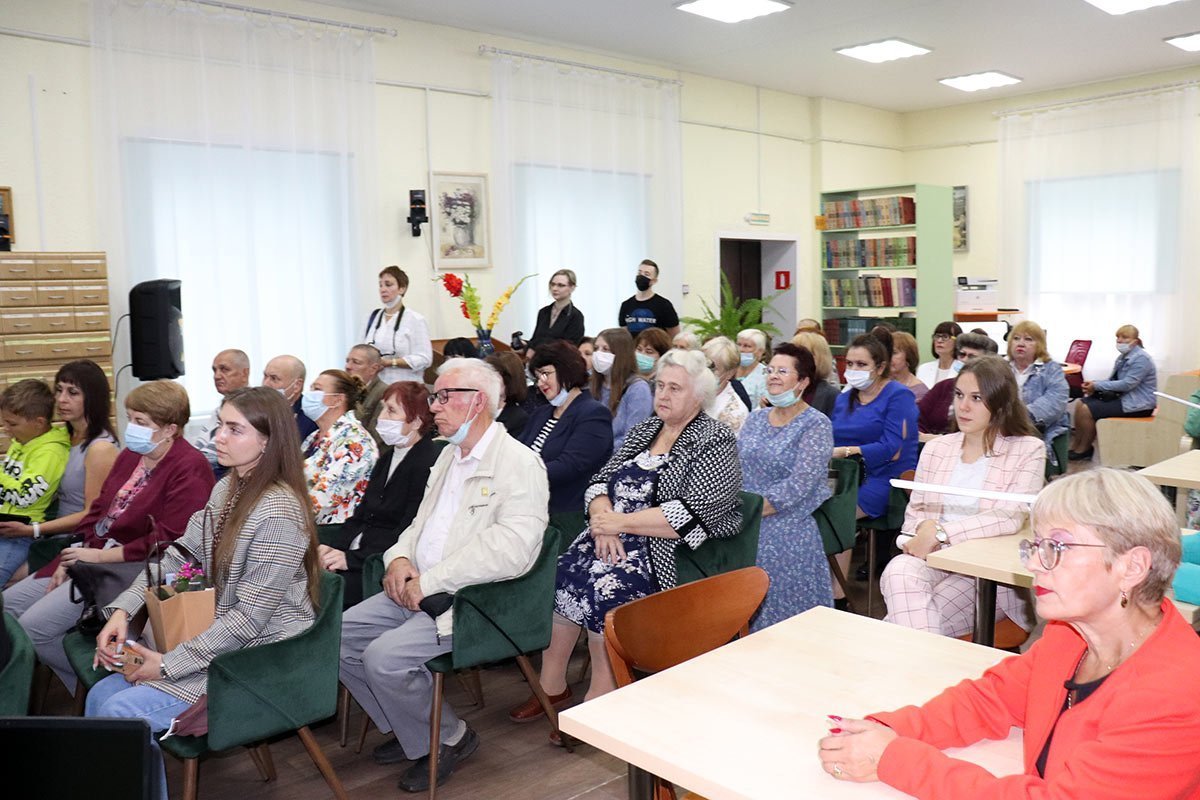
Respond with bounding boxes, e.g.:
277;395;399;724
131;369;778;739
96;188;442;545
927;531;1200;625
1061;363;1081;376
559;607;1023;800
1138;450;1200;491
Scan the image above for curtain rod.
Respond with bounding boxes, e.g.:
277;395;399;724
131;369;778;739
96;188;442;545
479;45;682;85
995;78;1200;117
188;0;397;36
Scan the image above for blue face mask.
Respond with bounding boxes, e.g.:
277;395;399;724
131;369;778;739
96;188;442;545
445;403;482;447
739;352;756;368
125;422;161;455
766;387;801;408
301;390;328;421
951;359;965;374
548;388;570;408
636;353;656;373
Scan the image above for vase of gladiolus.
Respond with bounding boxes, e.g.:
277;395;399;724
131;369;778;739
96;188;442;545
439;272;537;351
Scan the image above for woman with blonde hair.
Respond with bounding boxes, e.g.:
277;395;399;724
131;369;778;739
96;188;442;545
1007;320;1069;470
302;369;378;524
1070;323;1157;460
792;331;839;416
734;328;769;408
702;336;749;434
820;468;1200;798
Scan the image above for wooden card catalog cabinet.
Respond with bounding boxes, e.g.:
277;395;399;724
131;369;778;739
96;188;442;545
0;252;113;453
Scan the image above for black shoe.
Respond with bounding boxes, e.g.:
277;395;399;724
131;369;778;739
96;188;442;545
398;726;479;792
373;737;408;765
833;597;851;612
1067;447;1094;461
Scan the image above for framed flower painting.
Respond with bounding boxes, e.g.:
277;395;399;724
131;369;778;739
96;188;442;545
432;172;490;269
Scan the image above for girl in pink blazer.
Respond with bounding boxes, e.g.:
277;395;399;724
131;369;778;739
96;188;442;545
881;356;1045;637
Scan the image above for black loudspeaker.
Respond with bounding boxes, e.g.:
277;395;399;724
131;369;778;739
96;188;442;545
129;279;185;380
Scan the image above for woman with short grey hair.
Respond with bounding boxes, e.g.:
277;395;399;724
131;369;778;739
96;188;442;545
701;336;748;434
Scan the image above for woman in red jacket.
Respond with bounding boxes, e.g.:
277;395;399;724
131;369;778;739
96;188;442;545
4;379;214;693
818;468;1200;799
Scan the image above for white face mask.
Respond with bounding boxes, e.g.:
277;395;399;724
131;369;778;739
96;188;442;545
376;418;414;447
1116;342;1132;355
591;351;615;375
843;370;874;391
383;293;404;310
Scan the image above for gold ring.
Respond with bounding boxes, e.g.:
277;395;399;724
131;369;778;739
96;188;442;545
833;764;843;777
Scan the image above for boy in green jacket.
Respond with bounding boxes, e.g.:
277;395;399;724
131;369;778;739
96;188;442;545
0;379;70;585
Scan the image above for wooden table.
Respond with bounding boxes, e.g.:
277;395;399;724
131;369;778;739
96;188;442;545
1138;450;1200;525
927;531;1200;645
1061;363;1081;376
559;607;1023;800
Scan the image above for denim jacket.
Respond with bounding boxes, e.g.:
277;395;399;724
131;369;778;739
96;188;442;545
1093;345;1157;413
1014;359;1070;467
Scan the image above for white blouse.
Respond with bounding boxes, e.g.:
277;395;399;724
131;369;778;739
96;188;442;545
363;305;433;385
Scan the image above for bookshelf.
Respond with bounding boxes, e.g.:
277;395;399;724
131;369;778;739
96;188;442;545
817;183;953;354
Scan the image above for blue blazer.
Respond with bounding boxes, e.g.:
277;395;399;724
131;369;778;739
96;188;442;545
520;390;614;514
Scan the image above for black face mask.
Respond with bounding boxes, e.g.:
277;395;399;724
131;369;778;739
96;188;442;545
635;275;651;292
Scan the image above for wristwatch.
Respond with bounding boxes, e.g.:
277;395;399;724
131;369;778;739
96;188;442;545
933;525;950;548
159;661;168;680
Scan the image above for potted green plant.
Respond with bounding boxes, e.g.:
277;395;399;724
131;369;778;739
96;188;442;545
679;273;785;340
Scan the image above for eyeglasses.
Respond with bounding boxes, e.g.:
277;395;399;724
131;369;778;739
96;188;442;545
427;388;479;407
534;368;556;382
1018;537;1108;571
763;366;795;376
933;334;954;342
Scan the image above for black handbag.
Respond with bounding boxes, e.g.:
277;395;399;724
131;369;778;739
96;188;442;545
67;560;149;638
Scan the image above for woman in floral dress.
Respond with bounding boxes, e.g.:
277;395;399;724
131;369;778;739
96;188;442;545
507;349;743;729
738;342;834;630
301;369;378;524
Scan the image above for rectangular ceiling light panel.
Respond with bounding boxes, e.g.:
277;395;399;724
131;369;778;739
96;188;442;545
1082;0;1187;14
939;71;1023;92
1165;31;1200;51
836;39;931;63
676;0;791;24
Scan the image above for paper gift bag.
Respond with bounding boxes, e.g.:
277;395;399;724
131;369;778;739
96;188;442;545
144;586;215;652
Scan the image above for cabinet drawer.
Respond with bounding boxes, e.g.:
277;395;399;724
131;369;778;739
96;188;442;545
2;333;111;362
0;286;37;307
74;308;110;333
35;260;74;280
36;282;74;306
0;258;36;280
0;308;75;334
70;259;107;280
72;284;110;306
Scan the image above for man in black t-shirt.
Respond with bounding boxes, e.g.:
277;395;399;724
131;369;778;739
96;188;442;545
617;259;680;336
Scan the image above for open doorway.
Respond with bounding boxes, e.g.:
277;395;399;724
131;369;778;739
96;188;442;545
716;233;800;343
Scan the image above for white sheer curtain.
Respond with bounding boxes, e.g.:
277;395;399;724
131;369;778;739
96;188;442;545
92;0;378;413
490;55;682;343
998;88;1199;377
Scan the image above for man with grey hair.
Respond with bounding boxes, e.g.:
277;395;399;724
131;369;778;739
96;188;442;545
188;348;250;472
261;354;315;441
345;343;387;446
339;358;549;792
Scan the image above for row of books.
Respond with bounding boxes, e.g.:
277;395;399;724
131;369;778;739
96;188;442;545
822;276;917;309
822;316;917;346
823;236;917;269
821;195;916;229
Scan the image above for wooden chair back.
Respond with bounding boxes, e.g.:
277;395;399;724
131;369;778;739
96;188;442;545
604;566;769;688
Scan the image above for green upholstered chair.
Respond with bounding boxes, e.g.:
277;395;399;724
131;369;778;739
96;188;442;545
1046;433;1069;480
673;492;764;585
26;533;75;574
857;470;915;616
423;525;563;799
316;524;344;548
338;552;385;748
0;596;35;716
63;627;108;715
157;571;347;800
814;458;861;611
548;511;588;553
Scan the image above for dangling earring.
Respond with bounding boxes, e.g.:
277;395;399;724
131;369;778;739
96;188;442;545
1120;589;1129;608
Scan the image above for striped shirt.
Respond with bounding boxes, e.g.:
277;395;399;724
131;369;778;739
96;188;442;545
529;417;559;453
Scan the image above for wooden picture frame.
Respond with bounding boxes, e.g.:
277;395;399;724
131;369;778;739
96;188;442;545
432;172;490;269
953;185;968;253
0;187;13;246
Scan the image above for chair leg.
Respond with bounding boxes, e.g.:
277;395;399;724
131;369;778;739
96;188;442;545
297;725;349;800
181;757;199;800
456;668;485;708
337;684;350;747
826;555;855;614
247;742;277;782
867;531;877;618
71;682;88;716
515;654;573;753
31;663;52;715
429;671;444;800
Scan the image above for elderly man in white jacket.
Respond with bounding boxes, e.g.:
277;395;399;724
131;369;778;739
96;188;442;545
339;357;549;793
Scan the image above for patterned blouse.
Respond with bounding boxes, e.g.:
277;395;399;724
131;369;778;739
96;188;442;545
302;411;378;524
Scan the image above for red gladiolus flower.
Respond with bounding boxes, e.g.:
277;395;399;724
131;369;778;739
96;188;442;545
442;273;464;297
460;301;471;320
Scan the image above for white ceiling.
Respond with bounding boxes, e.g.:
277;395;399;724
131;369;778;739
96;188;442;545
314;0;1200;111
